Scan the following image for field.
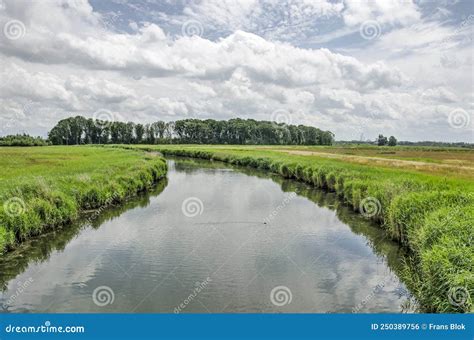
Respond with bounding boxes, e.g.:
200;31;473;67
146;144;474;178
0;146;167;253
1;144;472;313
115;144;473;313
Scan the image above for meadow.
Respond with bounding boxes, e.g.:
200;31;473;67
117;144;473;313
0;146;167;254
1;143;472;313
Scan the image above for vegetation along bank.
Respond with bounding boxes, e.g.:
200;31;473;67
0;146;167;253
121;144;473;314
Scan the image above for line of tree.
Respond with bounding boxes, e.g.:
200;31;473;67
377;134;397;146
47;116;335;146
0;134;49;146
397;141;474;148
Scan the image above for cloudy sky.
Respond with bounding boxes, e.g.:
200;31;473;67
0;0;472;142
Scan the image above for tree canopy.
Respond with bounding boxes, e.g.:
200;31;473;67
0;134;49;146
377;134;388;146
388;136;397;146
48;116;335;146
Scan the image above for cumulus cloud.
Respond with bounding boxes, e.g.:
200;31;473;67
180;0;343;41
342;0;421;27
0;0;471;142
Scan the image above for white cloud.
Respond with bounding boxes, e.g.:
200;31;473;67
154;98;189;116
0;0;471;142
342;0;421;27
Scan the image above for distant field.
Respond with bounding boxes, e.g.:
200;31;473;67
260;145;474;179
263;144;474;164
0;146;167;252
116;143;473;313
124;144;474;179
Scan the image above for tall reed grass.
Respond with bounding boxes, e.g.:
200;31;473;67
149;145;473;313
0;147;167;253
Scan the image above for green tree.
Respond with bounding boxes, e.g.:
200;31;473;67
48;116;336;146
388;136;397;146
377;134;388;146
134;124;145;144
0;134;48;146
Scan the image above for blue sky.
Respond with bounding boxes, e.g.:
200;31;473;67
0;0;472;141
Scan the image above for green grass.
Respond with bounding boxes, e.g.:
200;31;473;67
118;144;473;313
2;144;472;313
153;144;474;178
0;146;167;253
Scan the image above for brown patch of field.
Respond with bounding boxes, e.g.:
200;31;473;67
275;149;474;178
145;151;162;157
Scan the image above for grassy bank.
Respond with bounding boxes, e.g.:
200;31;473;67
121;144;473;313
0;146;167;253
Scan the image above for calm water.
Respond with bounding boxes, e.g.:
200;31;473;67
0;158;411;313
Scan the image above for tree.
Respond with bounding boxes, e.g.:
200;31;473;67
388;136;397;146
48;116;336;146
144;124;155;144
0;134;48;146
47;116;86;145
152;121;167;140
377;134;388;146
134;124;145;144
123;122;135;144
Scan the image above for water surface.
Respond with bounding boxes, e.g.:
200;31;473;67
0;158;410;313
